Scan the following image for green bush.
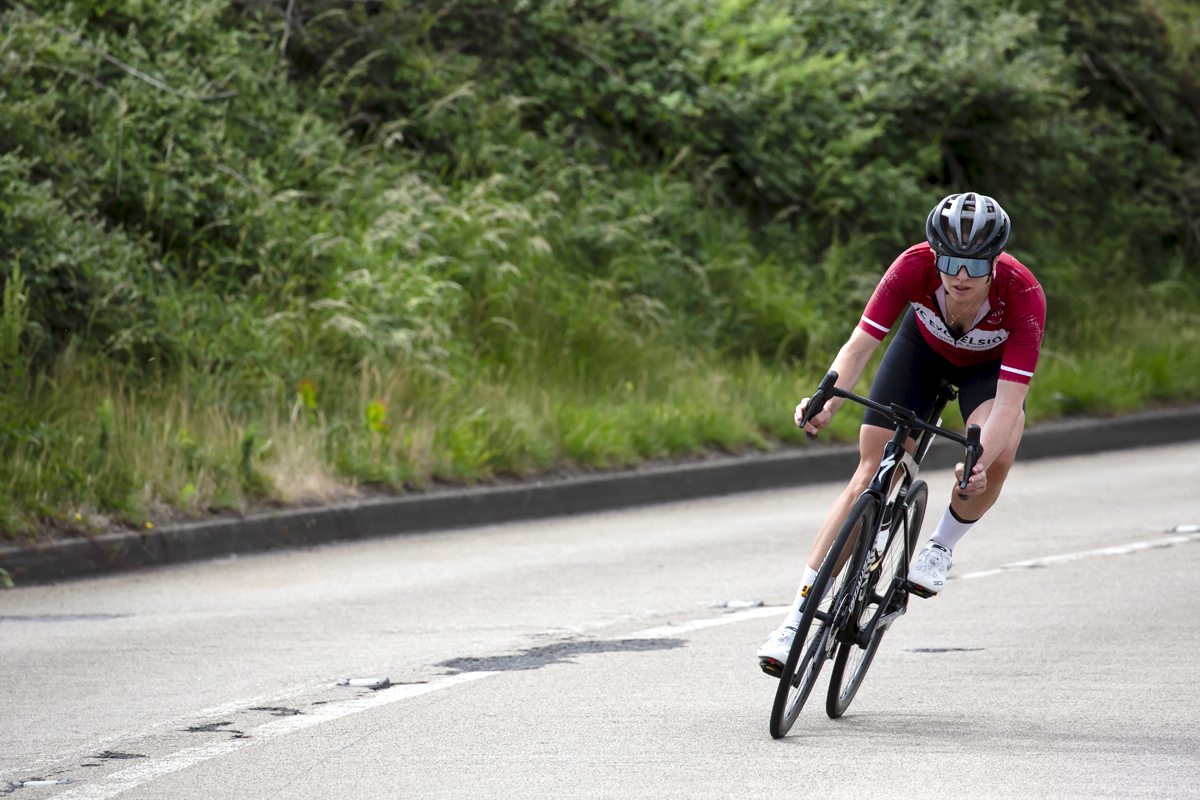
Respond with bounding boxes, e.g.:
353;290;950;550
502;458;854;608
0;0;1197;537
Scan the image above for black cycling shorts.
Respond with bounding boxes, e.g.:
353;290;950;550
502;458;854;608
863;308;1005;437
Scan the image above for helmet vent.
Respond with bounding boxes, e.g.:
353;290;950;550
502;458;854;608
926;192;1009;259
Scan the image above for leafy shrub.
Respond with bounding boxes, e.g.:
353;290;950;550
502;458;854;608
0;0;1197;535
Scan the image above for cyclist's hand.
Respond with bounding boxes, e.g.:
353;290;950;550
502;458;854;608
794;397;832;436
955;462;987;495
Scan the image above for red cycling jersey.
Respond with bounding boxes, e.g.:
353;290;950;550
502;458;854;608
856;243;1047;385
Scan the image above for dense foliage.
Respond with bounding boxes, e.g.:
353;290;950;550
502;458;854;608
1;0;1198;537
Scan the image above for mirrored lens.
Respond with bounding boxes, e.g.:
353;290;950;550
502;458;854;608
935;255;992;278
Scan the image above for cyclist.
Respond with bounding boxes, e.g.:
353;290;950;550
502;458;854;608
758;192;1046;673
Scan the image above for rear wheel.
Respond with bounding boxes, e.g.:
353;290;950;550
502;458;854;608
769;493;877;739
826;480;927;719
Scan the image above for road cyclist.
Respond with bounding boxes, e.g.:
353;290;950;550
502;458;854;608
757;192;1047;732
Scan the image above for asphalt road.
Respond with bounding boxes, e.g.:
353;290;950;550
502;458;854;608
3;442;1199;798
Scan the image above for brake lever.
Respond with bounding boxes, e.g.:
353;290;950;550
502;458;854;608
957;424;983;500
799;370;839;441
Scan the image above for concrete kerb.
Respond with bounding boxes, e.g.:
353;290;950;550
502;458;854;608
4;405;1199;585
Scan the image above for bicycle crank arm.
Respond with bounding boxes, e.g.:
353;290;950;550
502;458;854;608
874;605;907;631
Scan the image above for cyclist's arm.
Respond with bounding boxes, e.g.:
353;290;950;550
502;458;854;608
795;328;881;433
974;283;1042;472
977;378;1028;472
798;250;917;432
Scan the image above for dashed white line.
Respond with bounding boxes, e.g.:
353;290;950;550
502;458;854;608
42;607;788;798
35;532;1200;797
45;608;789;799
54;672;493;800
958;533;1200;580
10;678;334;780
630;605;788;639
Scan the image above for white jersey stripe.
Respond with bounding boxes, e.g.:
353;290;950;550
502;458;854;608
1000;365;1034;377
860;316;890;334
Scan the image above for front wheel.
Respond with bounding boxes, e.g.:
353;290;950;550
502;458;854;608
826;480;927;719
769;493;878;739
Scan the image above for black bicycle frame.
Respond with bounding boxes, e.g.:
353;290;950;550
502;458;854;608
799;370;983;647
799;370;983;493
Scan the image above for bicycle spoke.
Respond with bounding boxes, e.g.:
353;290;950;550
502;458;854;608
826;481;927;720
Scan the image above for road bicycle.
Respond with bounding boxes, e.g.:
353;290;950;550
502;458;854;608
768;369;983;739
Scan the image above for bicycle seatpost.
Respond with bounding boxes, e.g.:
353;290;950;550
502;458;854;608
799;370;839;441
957;424;983;500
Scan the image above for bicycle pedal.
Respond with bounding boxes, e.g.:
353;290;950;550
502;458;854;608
904;580;937;599
759;658;783;678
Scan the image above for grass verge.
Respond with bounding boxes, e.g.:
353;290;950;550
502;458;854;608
1;306;1196;546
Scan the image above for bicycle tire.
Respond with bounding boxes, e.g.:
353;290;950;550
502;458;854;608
826;480;928;718
769;493;878;739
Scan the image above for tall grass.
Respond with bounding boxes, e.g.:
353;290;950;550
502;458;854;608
3;299;1195;543
0;0;1198;541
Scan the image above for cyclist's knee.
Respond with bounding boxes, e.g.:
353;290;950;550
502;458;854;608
849;425;890;489
990;419;1024;479
848;467;873;496
852;448;882;482
985;468;1011;499
989;450;1017;487
857;424;891;457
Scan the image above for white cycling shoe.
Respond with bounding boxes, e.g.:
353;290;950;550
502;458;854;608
757;623;797;676
908;541;953;596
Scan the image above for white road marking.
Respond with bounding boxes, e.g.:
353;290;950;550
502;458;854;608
34;533;1200;797
10;678;332;779
958;533;1200;580
53;673;493;800
630;605;788;639
38;609;787;798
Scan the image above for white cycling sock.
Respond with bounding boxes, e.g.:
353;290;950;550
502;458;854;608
928;506;977;552
784;566;820;627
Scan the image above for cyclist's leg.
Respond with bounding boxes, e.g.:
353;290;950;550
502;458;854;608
762;311;937;663
948;361;1026;520
803;311;939;575
911;365;1025;592
802;425;893;575
758;439;890;672
949;394;1025;521
760;425;893;668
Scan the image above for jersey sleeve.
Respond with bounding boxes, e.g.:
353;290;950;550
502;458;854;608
857;247;922;340
998;282;1047;385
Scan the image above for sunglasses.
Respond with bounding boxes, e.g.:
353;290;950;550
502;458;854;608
935;254;993;279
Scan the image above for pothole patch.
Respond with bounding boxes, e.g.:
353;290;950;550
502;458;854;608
249;707;302;717
439;637;685;673
96;751;145;760
184;722;242;735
